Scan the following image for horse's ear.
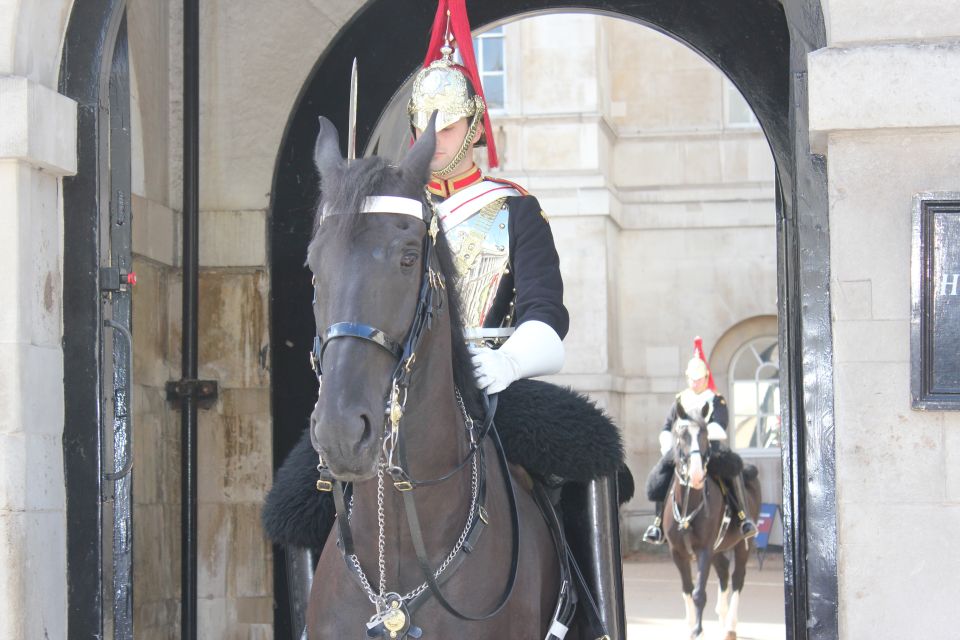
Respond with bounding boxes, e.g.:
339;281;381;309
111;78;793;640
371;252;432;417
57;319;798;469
400;110;438;187
676;402;689;421
701;404;710;419
314;116;345;177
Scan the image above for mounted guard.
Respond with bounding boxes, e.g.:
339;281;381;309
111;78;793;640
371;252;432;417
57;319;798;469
643;337;759;545
263;1;628;638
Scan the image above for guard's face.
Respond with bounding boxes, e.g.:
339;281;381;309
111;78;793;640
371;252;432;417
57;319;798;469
688;375;709;394
414;117;478;172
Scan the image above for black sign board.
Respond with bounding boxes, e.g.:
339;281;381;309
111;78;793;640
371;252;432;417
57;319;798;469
912;194;960;409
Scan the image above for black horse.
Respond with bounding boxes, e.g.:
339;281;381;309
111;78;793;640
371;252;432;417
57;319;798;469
303;114;565;639
664;403;761;640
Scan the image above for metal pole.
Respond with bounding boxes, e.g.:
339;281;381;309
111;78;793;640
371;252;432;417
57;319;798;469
181;0;200;637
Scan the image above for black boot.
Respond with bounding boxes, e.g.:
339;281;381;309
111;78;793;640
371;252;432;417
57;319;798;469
642;501;665;545
285;547;317;640
731;475;758;539
563;475;626;640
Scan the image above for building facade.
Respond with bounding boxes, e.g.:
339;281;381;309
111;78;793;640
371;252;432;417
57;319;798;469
0;0;957;638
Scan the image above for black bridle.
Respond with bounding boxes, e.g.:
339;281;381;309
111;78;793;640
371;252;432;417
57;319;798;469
671;421;711;538
309;199;520;635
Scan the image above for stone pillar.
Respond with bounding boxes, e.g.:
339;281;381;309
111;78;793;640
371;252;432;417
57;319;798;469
0;75;77;640
810;28;960;638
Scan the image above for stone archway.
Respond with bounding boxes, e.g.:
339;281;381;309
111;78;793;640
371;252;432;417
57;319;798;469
268;1;837;638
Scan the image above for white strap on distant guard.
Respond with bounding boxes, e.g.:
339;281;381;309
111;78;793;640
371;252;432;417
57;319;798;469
361;196;424;219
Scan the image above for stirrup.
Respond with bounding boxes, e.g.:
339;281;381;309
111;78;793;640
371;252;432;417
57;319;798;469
740;518;759;539
642;524;664;545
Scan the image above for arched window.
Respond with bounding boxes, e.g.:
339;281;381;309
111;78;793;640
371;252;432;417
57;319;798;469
728;336;779;452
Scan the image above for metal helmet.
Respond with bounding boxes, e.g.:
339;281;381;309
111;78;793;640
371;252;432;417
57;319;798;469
408;46;485;135
685;357;709;380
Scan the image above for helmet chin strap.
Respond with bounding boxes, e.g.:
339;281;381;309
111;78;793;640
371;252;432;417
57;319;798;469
431;107;483;179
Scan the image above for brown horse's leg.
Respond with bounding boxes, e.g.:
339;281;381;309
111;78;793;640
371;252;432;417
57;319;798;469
671;546;698;634
712;551;731;621
691;548;712;639
722;539;750;639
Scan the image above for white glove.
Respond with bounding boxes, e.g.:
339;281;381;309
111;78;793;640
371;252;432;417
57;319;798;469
470;320;564;393
707;422;727;441
659;430;674;456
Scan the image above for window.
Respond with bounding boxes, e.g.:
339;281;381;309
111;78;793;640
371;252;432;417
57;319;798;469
723;78;759;128
472;27;505;110
728;336;780;452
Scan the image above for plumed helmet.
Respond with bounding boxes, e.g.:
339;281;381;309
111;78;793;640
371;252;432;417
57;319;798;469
410;0;498;167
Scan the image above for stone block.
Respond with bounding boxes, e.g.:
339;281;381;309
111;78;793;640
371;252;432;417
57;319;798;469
645;346;679;378
0;512;26;639
810;44;960;138
132;258;174;388
521;122;593;172
226;503;272;598
134;504;180;603
168;269;270;389
826;0;960;46
133;391;180;506
943;419;960;503
0;165;63;347
838;504;960;638
0;343;63;435
681;139;722;184
832;319;908;363
0;76;77;175
614;139;683;187
833;279;872;321
198;502;230;599
197;597;229;640
135;599;180;640
22;511;67;639
200;210;267;267
198;390;272;504
132;196;179;267
834;361;944;504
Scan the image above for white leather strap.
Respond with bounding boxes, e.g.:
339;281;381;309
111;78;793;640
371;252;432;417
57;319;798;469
361;196;424;219
437;181;521;230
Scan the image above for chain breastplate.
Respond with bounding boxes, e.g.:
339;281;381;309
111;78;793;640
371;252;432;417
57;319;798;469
445;197;511;329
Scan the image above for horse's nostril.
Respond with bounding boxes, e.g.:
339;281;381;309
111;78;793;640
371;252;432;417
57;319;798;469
359;412;373;446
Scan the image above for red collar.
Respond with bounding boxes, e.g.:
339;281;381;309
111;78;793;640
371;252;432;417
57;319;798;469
427;165;484;198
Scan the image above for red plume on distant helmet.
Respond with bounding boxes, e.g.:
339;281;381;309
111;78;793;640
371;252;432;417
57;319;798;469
419;0;499;168
691;336;717;392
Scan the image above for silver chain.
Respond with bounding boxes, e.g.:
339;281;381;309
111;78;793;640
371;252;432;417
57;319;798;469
346;398;480;609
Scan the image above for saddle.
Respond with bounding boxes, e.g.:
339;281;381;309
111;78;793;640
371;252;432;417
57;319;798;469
262;379;633;549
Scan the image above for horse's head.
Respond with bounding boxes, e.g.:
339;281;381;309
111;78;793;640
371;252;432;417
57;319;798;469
672;402;710;490
306;113;441;480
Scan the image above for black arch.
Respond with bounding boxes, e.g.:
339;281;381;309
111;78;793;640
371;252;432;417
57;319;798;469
268;2;836;638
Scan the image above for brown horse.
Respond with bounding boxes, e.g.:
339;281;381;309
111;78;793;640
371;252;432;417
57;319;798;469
663;404;761;640
304;115;562;639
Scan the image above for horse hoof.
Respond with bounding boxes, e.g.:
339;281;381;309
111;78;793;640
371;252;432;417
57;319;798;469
724;632;736;640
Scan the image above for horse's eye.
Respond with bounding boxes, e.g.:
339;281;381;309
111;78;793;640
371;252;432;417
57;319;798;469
400;251;419;268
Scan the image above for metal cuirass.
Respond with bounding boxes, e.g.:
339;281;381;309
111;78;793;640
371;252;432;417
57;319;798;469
445;197;511;330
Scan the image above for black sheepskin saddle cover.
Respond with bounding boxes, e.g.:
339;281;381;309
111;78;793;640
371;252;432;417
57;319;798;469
646;446;758;503
262;379;632;550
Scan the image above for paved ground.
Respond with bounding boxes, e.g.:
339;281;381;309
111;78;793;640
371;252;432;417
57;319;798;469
623;548;785;640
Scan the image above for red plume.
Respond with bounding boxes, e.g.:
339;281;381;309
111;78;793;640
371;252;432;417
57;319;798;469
693;336;717;392
421;0;499;168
